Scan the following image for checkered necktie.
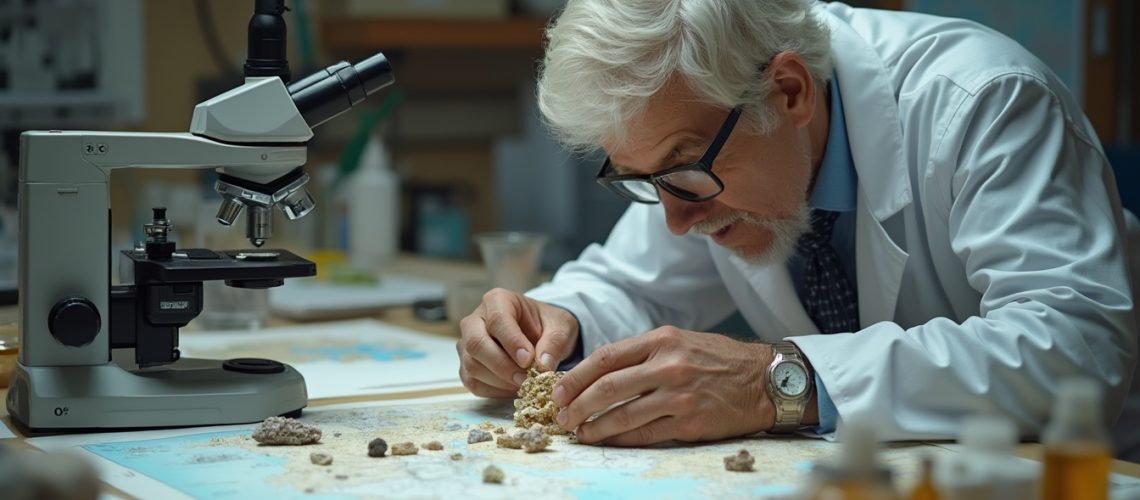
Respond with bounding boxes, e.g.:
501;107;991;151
796;210;859;334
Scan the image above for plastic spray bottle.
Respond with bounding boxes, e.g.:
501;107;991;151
347;135;399;270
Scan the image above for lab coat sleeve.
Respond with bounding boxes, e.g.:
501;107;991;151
791;73;1138;440
525;203;737;357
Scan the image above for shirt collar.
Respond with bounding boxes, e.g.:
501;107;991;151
807;74;857;212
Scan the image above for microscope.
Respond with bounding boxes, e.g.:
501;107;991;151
6;0;394;432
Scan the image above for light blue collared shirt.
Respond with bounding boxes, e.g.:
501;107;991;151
787;74;857;435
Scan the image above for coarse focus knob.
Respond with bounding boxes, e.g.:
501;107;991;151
49;297;101;347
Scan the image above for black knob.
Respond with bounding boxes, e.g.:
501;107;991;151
49;297;101;347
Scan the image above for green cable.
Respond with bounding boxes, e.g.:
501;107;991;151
291;0;317;71
335;90;406;187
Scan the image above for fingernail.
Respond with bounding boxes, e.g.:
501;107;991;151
552;385;565;405
512;372;526;385
515;348;529;366
557;408;567;426
540;353;554;369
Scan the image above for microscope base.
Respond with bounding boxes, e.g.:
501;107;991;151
5;356;308;433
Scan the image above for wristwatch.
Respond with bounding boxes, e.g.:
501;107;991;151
766;341;814;433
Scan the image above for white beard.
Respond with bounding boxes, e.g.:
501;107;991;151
691;204;811;265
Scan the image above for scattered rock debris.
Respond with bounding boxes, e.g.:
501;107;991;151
309;453;333;466
479;421;496;430
493;426;506;434
443;422;463;431
391;442;419;455
496;424;552;453
468;429;493;444
482;464;505;484
251;417;322;445
335;474;348;480
514;368;570;434
367;438;388;457
723;449;755;472
333;432;342;438
450;452;463;461
304;487;315;494
423;440;444;451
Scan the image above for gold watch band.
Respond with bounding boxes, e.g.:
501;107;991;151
768;342;813;434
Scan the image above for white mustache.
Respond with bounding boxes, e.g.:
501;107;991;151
691;212;762;235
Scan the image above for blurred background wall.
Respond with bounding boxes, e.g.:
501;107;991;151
0;0;1135;287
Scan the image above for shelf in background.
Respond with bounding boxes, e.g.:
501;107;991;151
320;17;549;52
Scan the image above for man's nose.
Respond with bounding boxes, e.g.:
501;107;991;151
661;192;709;235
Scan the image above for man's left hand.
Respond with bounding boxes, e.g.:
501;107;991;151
550;327;784;446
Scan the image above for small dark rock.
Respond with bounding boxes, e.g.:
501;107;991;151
368;438;388;457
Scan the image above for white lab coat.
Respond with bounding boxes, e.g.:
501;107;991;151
526;3;1140;459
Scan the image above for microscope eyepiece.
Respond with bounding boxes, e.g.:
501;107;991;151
244;0;291;82
288;53;395;129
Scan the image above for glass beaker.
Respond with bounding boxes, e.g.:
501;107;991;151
475;232;548;293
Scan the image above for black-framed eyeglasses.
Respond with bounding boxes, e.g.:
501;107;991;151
595;105;742;204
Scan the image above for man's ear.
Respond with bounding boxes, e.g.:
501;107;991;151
767;52;817;129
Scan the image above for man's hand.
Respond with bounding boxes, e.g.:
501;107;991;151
551;328;815;446
457;288;580;398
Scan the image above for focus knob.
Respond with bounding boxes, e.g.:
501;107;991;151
49;297;101;347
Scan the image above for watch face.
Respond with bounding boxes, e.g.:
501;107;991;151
773;362;808;398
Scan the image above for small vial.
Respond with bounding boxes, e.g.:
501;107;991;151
908;454;938;500
806;419;899;500
1041;377;1111;500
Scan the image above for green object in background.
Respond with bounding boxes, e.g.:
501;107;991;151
336;90;405;187
324;264;381;285
290;0;317;72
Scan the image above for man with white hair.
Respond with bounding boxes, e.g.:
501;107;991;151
456;0;1140;459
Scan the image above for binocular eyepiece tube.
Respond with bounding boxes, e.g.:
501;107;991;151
289;53;395;129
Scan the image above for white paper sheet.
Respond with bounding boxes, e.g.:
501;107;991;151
178;319;462;399
268;275;446;320
26;394;480;500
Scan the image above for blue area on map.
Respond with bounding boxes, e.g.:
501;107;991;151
289;344;427;362
82;431;351;500
510;462;786;498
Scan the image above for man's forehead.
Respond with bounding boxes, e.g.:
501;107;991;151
604;110;719;174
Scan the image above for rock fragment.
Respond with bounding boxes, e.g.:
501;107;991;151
723;449;755;472
391;442;419;455
309;453;333;466
251;417;322;445
467;428;493;444
423;440;444;451
514;368;570;434
367;438;388;457
482;464;505;484
450;452;463;461
496;424;551;453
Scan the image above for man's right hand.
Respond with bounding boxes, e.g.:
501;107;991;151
457;288;580;398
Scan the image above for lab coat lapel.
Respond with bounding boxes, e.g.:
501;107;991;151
823;8;912;221
822;6;912;325
729;253;819;336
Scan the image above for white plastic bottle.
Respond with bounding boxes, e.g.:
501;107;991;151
936;414;1039;500
348;136;400;270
